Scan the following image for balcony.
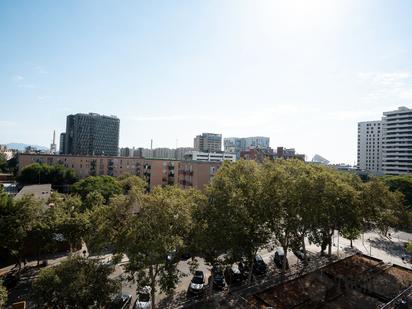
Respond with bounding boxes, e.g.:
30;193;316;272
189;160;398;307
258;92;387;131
180;180;193;186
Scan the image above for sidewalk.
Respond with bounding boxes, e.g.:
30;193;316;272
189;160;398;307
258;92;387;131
0;242;89;276
304;229;412;270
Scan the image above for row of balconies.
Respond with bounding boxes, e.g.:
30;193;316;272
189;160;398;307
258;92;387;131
179;170;193;176
179;180;193;186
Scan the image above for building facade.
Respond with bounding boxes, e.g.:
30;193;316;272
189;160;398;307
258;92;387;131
240;146;305;163
275;147;305;160
381;106;412;175
240;148;274;163
18;154;221;191
194;133;222;153
224;136;270;154
59;133;66;154
119;147;134;157
62;113;120;156
184;151;236;162
357;121;382;174
175;147;195;160
153;148;176;159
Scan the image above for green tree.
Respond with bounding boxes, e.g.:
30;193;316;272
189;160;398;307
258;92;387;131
57;195;90;252
84;191;105;211
198;160;270;283
0;154;6;172
406;241;412;255
360;177;405;235
32;255;120;308
262;159;306;271
85;194;135;254
6;155;18;175
311;169;359;256
0;283;7;309
84;175;148;254
123;186;199;309
26;207;55;265
382;175;412;209
0;193;43;271
118;174;147;195
71;176;122;204
45;194;90;252
382;175;412;231
18;163;78;191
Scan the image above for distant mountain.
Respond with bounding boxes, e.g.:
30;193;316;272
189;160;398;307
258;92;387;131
6;143;48;151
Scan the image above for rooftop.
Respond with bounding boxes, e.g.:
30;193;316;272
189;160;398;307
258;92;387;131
15;184;52;201
245;254;412;309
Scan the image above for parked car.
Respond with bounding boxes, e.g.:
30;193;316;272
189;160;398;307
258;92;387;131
2;272;19;289
180;251;191;260
253;255;268;275
293;248;309;262
188;271;205;294
224;264;243;284
109;294;132;309
211;265;226;290
134;286;152;309
238;260;250;280
274;248;289;269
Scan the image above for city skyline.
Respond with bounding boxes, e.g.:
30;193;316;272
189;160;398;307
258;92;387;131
1;1;412;164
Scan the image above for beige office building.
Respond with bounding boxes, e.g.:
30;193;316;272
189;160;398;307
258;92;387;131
18;154;221;191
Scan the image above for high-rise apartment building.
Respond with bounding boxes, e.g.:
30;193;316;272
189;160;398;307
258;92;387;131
381;106;412;175
62;113;120;156
224;136;270;154
59;133;66;154
194;133;222;153
357;121;382;174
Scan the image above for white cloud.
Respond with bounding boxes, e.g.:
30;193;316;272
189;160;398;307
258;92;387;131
37;95;50;101
34;65;48;74
0;121;17;127
12;74;24;82
11;73;36;89
357;71;412;100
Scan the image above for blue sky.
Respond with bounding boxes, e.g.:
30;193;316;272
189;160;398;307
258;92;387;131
1;0;412;163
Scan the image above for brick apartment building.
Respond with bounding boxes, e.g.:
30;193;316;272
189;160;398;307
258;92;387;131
18;154;221;191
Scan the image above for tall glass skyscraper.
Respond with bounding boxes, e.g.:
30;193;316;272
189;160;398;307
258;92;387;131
62;113;120;156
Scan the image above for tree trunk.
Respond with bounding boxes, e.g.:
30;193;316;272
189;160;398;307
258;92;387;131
282;246;288;273
301;234;307;265
208;264;214;298
17;255;22;273
350;239;353;248
208;257;217;298
328;230;333;257
149;265;156;309
247;251;256;285
37;249;40;266
337;232;340;257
